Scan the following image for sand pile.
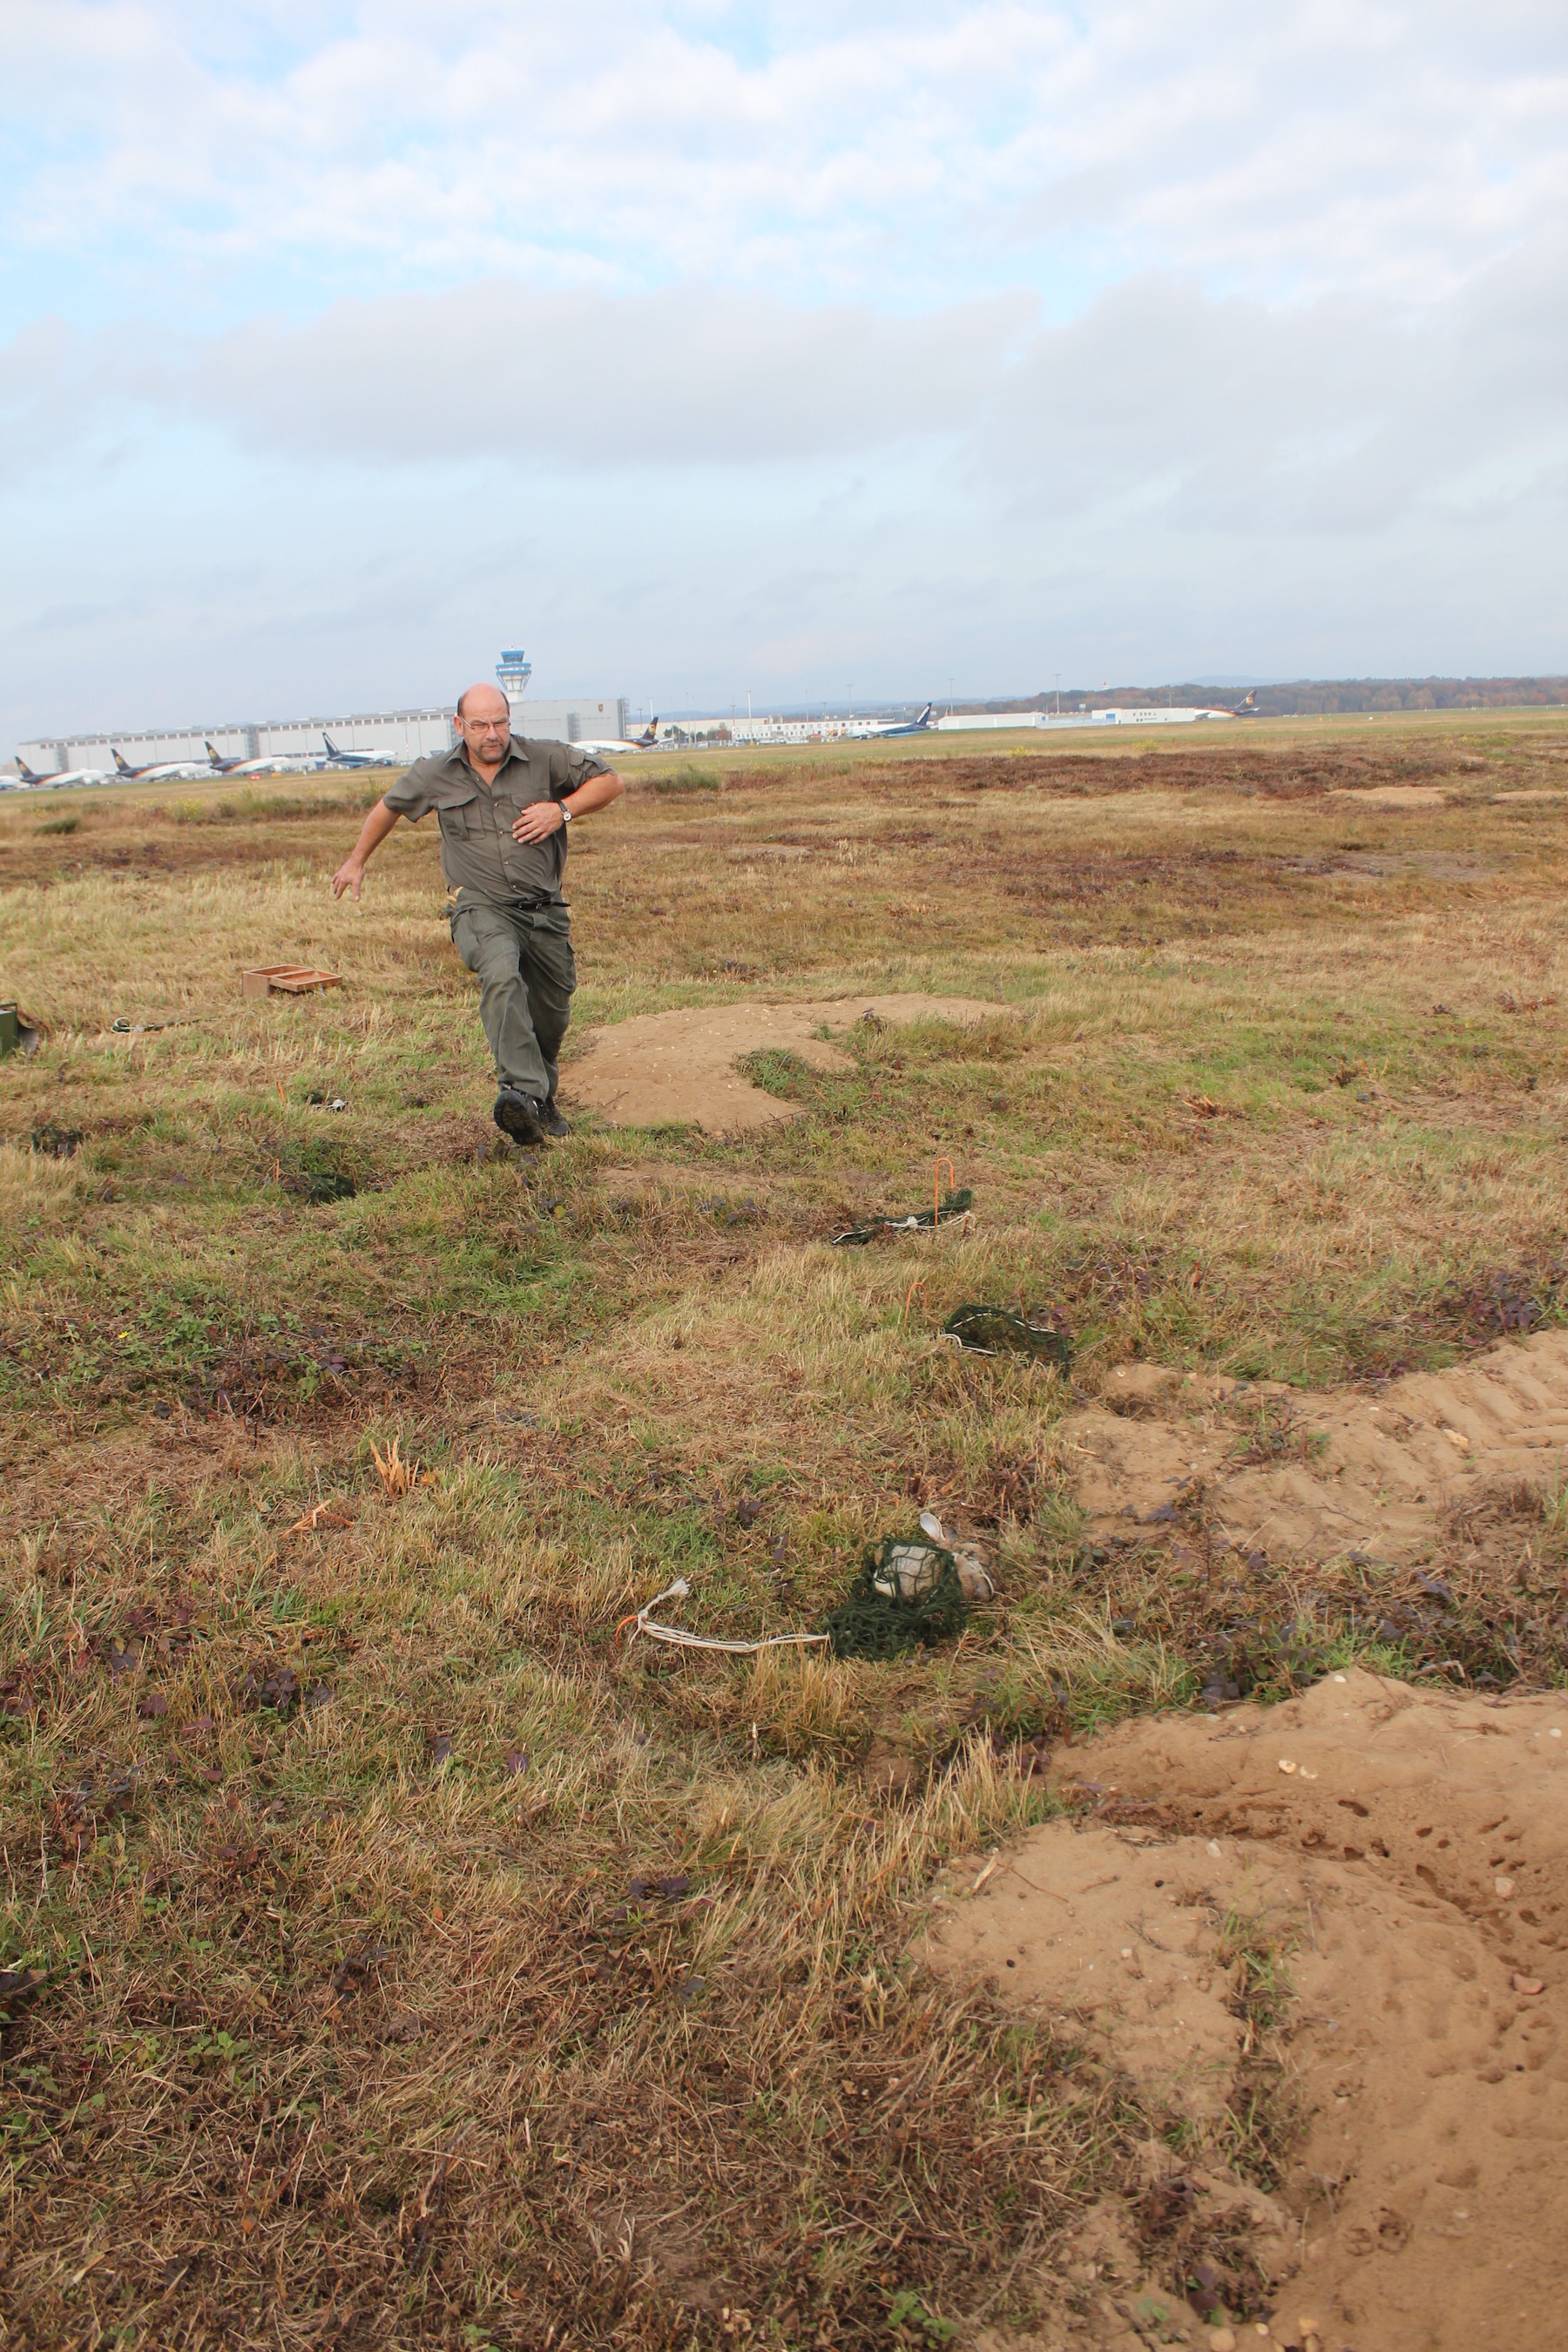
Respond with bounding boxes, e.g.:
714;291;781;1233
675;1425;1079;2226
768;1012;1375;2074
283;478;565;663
924;1669;1568;2352
563;993;1010;1132
1066;1334;1568;1565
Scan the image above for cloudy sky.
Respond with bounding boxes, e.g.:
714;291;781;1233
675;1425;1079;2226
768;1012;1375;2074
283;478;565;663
3;1;1565;736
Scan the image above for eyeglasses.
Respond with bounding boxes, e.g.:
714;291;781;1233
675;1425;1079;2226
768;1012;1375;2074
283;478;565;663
465;720;510;734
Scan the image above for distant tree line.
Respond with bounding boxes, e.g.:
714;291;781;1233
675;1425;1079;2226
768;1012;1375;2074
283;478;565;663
1007;677;1568;717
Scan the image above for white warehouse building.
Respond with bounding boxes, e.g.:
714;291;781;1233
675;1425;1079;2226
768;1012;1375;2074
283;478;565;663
14;648;630;778
18;707;459;776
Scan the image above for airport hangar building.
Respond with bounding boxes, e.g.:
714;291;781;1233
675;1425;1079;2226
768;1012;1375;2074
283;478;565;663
17;694;632;778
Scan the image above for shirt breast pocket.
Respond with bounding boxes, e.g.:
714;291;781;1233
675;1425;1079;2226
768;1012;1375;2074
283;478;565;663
441;793;478;838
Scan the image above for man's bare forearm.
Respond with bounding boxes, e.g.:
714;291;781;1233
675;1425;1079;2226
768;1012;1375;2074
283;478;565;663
351;799;400;861
566;769;624;816
332;799;400;899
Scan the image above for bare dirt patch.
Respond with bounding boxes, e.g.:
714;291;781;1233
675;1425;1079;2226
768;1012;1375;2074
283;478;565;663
926;1668;1568;2352
1326;786;1448;809
564;991;1010;1132
1068;1332;1568;1565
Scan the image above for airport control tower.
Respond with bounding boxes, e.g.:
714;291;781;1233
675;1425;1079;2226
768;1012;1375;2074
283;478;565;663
496;648;532;701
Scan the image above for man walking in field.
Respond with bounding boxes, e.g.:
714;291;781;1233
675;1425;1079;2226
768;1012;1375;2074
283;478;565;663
332;682;624;1146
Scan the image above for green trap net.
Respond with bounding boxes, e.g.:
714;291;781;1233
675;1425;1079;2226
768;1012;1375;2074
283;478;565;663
942;1304;1071;1369
821;1534;970;1659
831;1188;973;1248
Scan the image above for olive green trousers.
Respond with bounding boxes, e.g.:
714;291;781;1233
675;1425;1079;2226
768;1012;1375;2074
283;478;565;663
449;896;576;1105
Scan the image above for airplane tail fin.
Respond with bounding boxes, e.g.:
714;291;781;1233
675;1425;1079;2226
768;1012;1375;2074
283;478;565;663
112;749;132;773
205;740;222;766
18;758;40;781
322;734;341;756
916;702;934;727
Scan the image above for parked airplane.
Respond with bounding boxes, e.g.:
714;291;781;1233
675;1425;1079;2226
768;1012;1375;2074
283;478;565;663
568;717;660;757
849;702;934;740
112;748;209;781
321;733;398;770
206;740;258;775
203;739;314;777
14;754;112;788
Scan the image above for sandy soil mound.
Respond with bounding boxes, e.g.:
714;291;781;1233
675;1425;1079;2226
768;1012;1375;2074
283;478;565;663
564;993;1008;1132
924;1670;1568;2352
1066;1333;1568;1565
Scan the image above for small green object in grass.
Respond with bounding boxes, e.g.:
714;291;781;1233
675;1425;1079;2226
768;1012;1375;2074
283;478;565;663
822;1534;969;1659
943;1304;1071;1368
305;1169;356;1203
30;1122;83;1158
0;1003;43;1057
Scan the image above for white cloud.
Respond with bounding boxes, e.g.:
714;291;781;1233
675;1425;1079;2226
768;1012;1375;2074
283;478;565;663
983;237;1568;534
4;3;1566;307
179;282;1033;465
0;280;1035;482
10;243;1562;533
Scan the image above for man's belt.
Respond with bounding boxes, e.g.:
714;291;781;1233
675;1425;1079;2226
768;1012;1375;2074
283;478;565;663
449;889;558;913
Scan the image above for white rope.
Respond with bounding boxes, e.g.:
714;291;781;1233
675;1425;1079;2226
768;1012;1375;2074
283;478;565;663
619;1578;829;1656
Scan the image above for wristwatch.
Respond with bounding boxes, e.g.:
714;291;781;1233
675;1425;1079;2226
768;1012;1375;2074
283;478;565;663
559;802;573;825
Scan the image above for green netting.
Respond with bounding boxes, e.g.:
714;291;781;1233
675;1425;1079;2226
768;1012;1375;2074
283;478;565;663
831;1188;973;1248
943;1303;1071;1369
821;1534;970;1659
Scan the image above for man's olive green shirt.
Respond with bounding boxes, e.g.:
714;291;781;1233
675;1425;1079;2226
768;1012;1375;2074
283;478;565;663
382;734;611;902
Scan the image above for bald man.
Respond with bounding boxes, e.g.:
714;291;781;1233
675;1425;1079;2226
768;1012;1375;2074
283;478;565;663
332;683;624;1146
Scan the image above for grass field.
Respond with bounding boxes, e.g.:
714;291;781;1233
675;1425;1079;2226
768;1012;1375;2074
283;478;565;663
3;711;1566;2348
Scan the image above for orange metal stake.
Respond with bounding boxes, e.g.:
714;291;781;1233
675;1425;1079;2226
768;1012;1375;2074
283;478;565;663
934;1156;956;1226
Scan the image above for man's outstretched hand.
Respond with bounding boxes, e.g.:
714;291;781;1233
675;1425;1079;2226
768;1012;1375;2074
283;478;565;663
332;858;366;901
510;801;567;843
510;772;623;843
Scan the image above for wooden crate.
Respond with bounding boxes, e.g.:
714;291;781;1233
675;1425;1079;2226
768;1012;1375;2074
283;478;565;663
240;965;343;1000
